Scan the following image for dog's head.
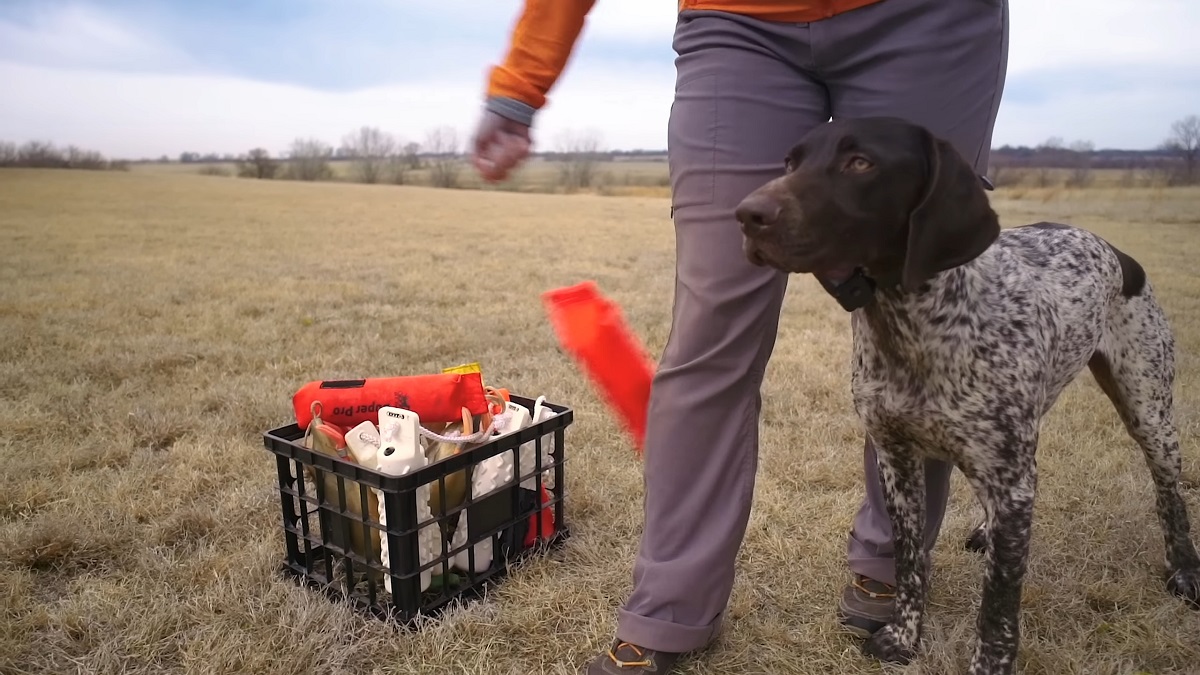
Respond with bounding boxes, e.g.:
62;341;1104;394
735;117;1000;294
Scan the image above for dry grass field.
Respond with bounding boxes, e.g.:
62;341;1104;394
2;167;1200;675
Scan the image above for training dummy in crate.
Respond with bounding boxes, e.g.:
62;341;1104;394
264;366;573;622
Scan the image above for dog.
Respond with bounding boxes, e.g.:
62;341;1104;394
734;116;1200;674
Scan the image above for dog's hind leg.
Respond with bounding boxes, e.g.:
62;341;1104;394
1089;290;1200;609
964;499;989;553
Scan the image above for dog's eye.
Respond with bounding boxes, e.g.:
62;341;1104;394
846;156;873;173
845;156;873;173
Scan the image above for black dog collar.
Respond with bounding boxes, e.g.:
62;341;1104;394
818;268;878;312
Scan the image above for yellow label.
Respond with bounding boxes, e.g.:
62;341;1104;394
442;362;482;375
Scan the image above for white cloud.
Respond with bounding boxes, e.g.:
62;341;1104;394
0;0;1196;157
0;62;483;159
995;85;1198;150
584;0;679;43
529;59;677;152
0;3;193;73
0;53;677;159
395;0;679;43
1006;1;1200;75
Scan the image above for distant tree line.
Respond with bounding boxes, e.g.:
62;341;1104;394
4;114;1196;190
200;115;1200;191
187;124;467;188
989;138;1103;189
197;124;609;192
0;140;128;171
989;114;1198;188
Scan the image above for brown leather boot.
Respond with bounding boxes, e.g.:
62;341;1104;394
836;574;896;638
584;640;682;674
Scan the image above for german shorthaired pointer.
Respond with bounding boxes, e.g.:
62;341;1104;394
734;117;1200;674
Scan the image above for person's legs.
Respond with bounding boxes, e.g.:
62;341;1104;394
587;11;831;671
814;0;1010;633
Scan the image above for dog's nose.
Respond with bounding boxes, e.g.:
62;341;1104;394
735;194;781;236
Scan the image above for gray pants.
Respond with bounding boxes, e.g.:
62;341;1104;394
617;0;1009;654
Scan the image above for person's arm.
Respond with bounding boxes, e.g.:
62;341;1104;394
483;0;597;127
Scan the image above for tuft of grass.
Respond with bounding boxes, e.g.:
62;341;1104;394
2;512;129;574
1;167;1199;674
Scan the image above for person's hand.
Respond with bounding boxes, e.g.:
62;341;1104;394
471;110;532;183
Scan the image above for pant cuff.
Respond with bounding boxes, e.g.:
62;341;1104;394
615;607;723;654
847;556;897;587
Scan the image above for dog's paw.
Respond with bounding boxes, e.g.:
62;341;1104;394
967;655;1014;675
1167;568;1200;610
861;623;917;665
965;523;988;553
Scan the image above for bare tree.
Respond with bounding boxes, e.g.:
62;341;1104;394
425;126;462;189
386;154;409;185
237;148;279;179
64;145;108;169
17;141;64;168
1065;139;1094;188
1039;136;1064;152
1028;137;1064;187
341;126;396;184
1162;114;1199;186
286;137;334;181
402;142;422;170
0;140;120;170
383;140;423;184
554;129;605;192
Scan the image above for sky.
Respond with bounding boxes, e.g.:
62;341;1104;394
1;0;1198;160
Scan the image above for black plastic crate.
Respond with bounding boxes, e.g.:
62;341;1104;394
262;394;573;624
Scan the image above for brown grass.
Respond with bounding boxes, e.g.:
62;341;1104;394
1;168;1199;674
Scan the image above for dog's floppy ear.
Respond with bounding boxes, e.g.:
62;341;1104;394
901;129;1000;292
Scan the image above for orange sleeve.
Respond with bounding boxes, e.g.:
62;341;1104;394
485;0;598;111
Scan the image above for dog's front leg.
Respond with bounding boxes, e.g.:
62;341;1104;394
965;463;1037;675
862;442;927;665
